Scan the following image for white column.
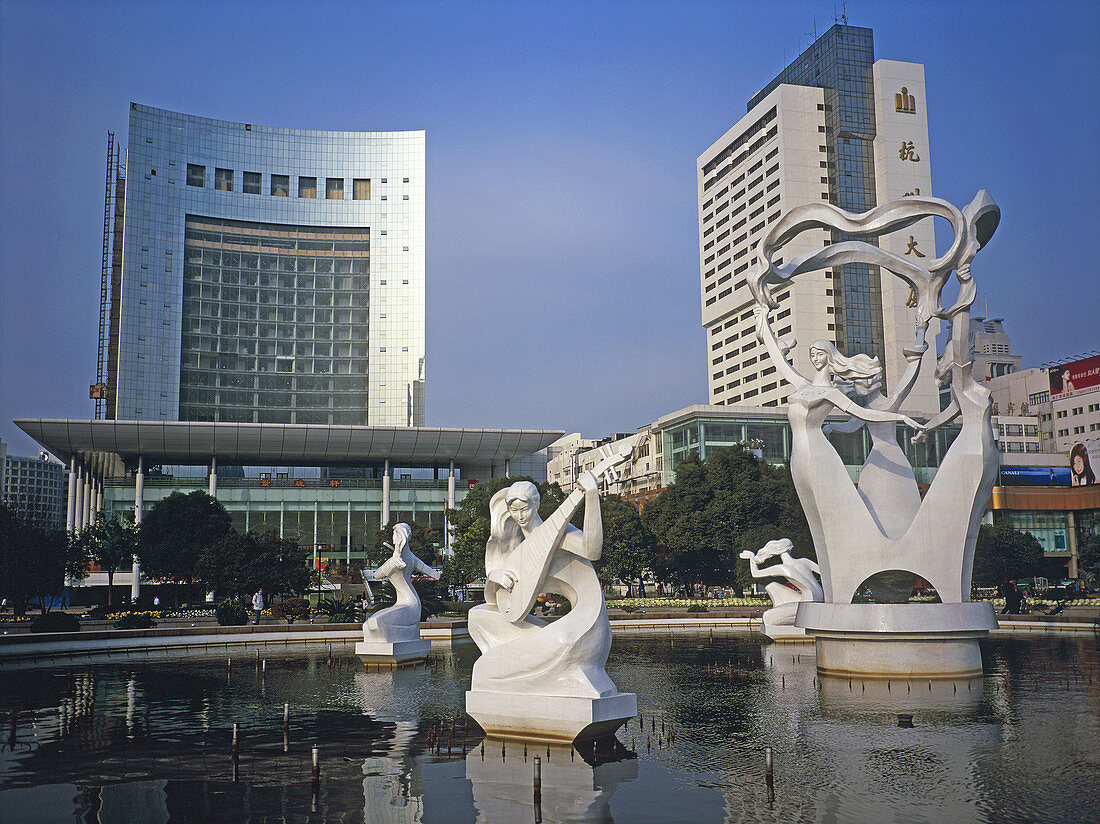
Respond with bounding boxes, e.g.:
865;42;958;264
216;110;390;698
279;501;284;538
208;456;217;498
66;457;77;532
245;504;250;534
132;456;144;600
95;473;104;517
381;459;391;526
73;462;85;532
81;465;92;531
313;500;319;578
446;460;456;558
346;502;352;565
505;458;511;478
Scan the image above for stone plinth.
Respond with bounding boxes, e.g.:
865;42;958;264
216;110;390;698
466;691;637;744
797;602;997;679
355;639;431;668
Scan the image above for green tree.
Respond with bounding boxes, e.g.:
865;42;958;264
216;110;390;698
643;446;811;594
443;477;567;592
368;520;444;567
595;494;656;596
971;522;1045;587
0;503;85;616
1078;532;1100;586
76;514;138;607
137;491;232;600
196;530;311;600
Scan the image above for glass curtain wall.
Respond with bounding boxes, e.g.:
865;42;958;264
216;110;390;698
180;215;370;424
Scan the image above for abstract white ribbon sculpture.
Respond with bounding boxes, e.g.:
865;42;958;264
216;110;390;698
749;192;1001;677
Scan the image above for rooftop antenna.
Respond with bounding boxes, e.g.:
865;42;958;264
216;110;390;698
834;2;848;25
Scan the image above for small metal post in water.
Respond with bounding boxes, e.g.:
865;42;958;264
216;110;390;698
232;722;240;782
765;746;774;801
311;745;320;812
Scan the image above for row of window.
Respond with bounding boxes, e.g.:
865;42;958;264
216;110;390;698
998;441;1042;453
187;165;409;200
1058;425;1100;436
998;423;1039;437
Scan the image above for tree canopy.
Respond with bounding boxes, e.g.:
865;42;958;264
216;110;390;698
75;514;137;606
971;522;1046;587
137;491;232;585
0;503;83;616
196;530;311;599
1078;532;1100;586
594;494;656;596
642;446;811;593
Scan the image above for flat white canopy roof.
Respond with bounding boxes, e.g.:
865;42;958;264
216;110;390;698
15;419;563;466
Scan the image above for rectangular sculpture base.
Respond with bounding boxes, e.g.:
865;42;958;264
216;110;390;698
465;690;637;744
355;639;431;668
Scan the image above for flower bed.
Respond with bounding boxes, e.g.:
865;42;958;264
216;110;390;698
612;597;769;610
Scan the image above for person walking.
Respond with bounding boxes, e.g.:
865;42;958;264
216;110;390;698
252;589;264;625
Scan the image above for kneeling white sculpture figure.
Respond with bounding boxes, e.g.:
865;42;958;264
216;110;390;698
749;191;1001;678
465;446;637;743
356;523;441;667
741;538;822;640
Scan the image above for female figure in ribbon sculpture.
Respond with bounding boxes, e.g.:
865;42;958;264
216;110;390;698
363;522;441;644
468;447;630;698
749;193;1000;605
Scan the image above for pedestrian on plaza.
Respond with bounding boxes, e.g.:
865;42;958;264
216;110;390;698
252;589;264;624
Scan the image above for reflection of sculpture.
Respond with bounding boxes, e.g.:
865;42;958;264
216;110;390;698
465;742;638;823
357;523;440;666
741;539;822;639
466;447;638;742
748;192;1001;677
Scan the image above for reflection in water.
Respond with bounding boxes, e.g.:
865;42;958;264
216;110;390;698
466;740;637;824
0;636;1096;823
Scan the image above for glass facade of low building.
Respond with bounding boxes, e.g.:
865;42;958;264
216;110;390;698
658;407;959;486
103;471;453;565
111;104;424;426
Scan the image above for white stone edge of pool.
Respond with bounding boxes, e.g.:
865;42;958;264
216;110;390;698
0;616;1094;665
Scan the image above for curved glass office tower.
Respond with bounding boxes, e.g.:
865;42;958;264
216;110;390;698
109;104;425;426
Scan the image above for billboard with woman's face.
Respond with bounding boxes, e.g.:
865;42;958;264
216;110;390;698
1049;354;1100;399
1070;441;1100;486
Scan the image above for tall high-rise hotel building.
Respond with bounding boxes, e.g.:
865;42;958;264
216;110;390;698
103;104;425;427
697;25;939;413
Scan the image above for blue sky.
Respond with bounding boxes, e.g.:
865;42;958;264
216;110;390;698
2;1;1097;456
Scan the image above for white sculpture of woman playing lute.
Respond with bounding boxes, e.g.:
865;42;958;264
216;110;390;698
468;447;630;698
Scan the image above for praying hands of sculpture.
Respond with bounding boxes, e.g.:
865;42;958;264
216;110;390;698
747;192;1000;605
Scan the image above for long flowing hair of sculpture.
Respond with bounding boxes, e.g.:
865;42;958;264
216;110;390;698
810;339;882;388
388;523;412;568
487;481;541;558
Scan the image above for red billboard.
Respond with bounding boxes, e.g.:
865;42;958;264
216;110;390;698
1048;354;1100;399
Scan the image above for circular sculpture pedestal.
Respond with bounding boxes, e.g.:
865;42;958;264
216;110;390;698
796;602;997;679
